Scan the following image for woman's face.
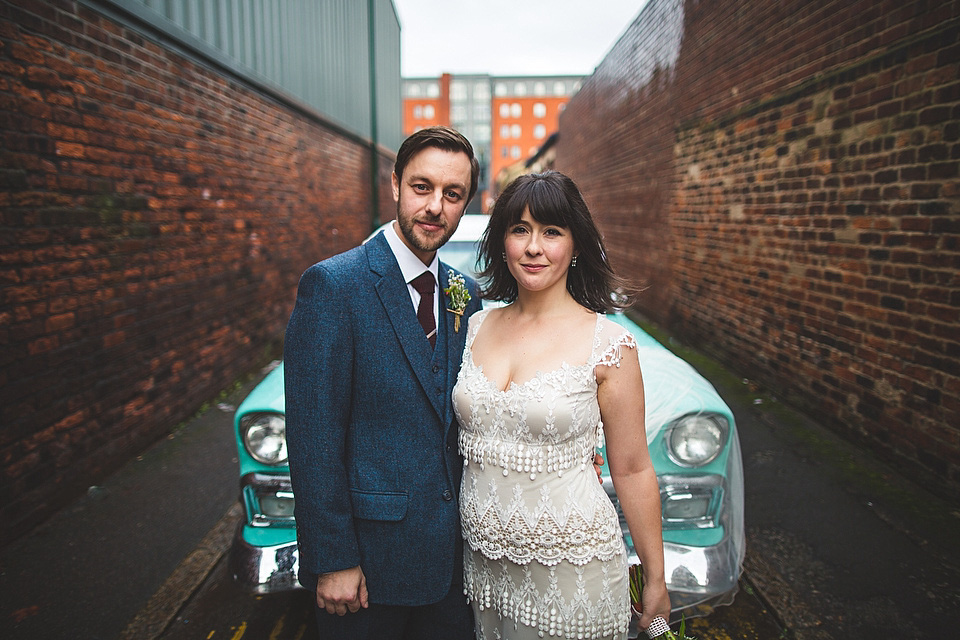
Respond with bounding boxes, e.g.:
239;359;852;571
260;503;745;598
503;207;577;295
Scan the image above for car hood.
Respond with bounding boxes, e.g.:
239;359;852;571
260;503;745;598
236;363;285;416
608;315;731;444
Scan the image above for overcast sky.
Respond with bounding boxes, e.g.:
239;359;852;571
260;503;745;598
393;1;649;78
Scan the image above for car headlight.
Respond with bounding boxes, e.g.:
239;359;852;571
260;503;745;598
241;413;287;465
665;413;728;467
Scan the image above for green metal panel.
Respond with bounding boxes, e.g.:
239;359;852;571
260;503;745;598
374;0;401;150
94;0;402;149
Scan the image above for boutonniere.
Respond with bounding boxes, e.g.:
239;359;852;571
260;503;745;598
443;270;471;333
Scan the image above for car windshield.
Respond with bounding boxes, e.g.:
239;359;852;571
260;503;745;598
438;214;489;278
438;240;482;278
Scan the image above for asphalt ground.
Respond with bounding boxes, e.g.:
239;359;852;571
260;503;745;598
2;321;959;639
0;371;255;640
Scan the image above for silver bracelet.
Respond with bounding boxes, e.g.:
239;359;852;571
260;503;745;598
645;615;671;638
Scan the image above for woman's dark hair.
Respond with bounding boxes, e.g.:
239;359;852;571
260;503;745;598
395;126;481;203
478;170;637;313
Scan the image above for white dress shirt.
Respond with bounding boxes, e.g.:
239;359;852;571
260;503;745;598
383;221;440;329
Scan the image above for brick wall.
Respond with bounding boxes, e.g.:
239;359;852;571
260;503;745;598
0;0;396;545
558;0;960;498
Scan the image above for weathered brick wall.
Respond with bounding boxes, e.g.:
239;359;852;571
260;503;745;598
0;0;395;544
558;0;960;498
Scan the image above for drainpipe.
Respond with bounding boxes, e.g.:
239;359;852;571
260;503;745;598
367;0;380;231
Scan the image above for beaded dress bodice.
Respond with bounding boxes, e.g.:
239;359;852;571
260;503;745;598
454;309;636;639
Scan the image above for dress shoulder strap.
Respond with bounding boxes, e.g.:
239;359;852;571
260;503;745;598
465;308;491;347
592;315;639;369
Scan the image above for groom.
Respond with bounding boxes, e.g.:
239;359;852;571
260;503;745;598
284;126;483;639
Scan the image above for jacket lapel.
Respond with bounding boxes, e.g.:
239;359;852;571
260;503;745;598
439;265;467;429
367;233;444;421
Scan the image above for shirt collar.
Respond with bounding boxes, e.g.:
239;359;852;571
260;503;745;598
383;221;440;285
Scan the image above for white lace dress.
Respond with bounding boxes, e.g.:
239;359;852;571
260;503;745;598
454;310;637;640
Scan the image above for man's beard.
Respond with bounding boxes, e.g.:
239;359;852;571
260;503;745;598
396;204;457;254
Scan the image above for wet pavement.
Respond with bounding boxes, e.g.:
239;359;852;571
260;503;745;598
2;323;959;639
0;374;253;640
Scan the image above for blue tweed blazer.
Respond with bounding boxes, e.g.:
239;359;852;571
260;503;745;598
284;231;482;606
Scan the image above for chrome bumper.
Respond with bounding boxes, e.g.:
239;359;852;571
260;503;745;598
628;532;741;611
229;472;304;593
228;524;303;593
624;533;741;637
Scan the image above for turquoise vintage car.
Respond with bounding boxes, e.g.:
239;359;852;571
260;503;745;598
229;217;745;619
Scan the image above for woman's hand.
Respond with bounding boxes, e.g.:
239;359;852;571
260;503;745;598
637;579;672;632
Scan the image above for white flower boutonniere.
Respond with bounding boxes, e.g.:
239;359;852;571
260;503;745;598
444;270;471;333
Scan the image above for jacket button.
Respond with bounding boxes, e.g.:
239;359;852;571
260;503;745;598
433;364;440;373
442;490;453;501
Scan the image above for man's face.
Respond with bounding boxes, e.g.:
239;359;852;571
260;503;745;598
392;146;473;265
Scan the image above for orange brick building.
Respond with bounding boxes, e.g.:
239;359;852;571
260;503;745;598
402;73;451;134
403;74;582;211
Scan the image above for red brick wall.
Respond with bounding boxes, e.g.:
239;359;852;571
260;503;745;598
558;0;960;498
0;0;395;544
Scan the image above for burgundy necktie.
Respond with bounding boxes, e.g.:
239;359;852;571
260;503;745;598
410;271;437;348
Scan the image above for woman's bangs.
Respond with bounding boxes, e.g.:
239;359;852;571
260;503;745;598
520;182;572;228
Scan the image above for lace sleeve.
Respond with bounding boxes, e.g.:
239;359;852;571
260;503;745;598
465;308;489;343
594;329;638;369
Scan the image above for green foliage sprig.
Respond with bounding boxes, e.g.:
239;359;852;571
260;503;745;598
628;564;696;640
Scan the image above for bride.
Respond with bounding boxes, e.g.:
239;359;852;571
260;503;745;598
454;171;671;639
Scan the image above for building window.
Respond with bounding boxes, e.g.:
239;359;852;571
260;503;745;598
424;105;435;119
511;145;521;158
413;105;423;119
501;146;508;158
533;102;547;118
495;82;508;96
427;83;440;97
553;81;566;95
407;84;421;97
452;105;466;120
510;124;521;138
474;103;490;120
510;103;522;118
534;124;546;139
474;82;490;99
514;82;527;96
499;103;510;118
558;103;566;114
450;81;467;101
475;124;491;142
534;82;546;96
500;125;510;139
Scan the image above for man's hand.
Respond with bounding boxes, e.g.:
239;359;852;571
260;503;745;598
594;452;605;483
316;566;369;616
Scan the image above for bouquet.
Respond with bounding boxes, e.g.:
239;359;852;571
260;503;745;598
628;564;696;640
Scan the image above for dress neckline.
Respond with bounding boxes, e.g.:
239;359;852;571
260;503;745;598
467;310;603;393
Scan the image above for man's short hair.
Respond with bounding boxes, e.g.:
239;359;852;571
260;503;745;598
394;126;481;203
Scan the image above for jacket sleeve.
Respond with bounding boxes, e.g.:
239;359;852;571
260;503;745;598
283;262;359;578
